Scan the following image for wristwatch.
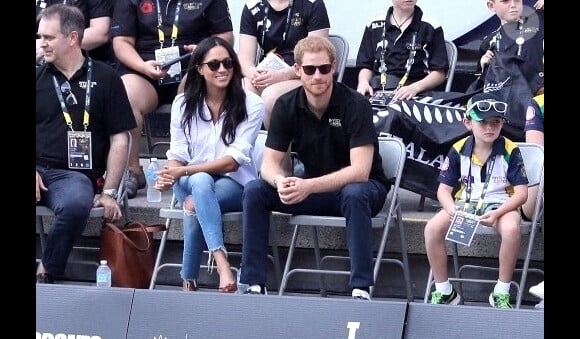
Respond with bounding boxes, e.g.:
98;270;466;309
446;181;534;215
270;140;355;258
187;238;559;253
102;188;118;200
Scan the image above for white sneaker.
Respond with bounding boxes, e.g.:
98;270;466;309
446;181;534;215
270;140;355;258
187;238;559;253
529;281;544;299
352;288;371;300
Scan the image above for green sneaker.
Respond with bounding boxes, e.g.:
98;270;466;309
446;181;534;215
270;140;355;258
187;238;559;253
430;288;461;305
489;292;512;309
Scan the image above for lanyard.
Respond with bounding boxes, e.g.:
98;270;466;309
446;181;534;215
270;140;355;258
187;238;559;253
380;15;416;91
259;0;293;53
156;0;182;48
52;58;93;132
395;32;417;91
494;18;526;57
464;149;496;215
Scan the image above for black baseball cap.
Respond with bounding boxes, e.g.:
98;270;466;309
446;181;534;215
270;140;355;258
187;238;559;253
465;92;508;121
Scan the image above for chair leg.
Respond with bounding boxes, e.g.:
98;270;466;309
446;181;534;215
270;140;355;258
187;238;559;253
311;226;328;297
396;205;413;301
149;218;172;289
424;269;434;303
278;224;300;295
417;195;426;212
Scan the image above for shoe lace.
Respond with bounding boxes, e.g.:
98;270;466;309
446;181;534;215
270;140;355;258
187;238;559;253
430;291;443;304
495;293;512;308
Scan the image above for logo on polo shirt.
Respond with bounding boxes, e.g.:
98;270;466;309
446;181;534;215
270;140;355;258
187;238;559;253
328;118;342;128
139;0;154;15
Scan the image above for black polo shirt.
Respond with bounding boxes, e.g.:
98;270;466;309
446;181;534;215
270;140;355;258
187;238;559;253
240;0;330;65
267;82;390;188
36;0;115;65
36;57;137;179
356;6;449;87
111;0;233;62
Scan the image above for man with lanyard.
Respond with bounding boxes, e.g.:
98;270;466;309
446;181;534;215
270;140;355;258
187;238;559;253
355;0;448;103
36;4;136;284
111;0;234;198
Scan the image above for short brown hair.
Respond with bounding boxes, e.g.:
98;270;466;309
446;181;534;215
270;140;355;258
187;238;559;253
37;3;85;43
293;36;336;65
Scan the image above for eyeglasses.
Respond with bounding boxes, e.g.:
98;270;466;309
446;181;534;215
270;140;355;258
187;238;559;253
301;64;333;75
60;81;78;106
201;58;234;71
466;100;507;114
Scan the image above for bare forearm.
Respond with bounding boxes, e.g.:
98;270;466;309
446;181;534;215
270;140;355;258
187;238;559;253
103;132;130;190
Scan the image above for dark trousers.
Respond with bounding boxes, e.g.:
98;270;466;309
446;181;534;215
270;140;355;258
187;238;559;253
240;178;389;289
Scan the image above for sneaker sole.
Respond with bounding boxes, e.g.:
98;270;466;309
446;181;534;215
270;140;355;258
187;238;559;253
529;287;544;300
448;293;461;305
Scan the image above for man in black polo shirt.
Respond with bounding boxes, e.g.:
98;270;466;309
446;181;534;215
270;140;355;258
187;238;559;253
240;36;391;300
36;4;136;284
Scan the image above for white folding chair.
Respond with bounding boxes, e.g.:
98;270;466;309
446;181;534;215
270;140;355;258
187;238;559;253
36;131;132;268
328;34;349;83
444;40;458;92
278;136;412;300
423;143;544;308
149;130;282;289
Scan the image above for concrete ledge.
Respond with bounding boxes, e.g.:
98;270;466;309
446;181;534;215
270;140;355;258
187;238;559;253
37;188;544;261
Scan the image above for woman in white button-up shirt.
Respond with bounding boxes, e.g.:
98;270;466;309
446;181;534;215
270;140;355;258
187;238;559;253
155;36;265;293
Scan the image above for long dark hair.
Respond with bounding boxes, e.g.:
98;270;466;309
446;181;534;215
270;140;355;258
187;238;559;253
181;36;247;146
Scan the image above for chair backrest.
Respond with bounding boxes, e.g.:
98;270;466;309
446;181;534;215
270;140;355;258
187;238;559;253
328;34;349;83
378;135;406;192
253;130;268;174
444;40;458;92
516;142;544;188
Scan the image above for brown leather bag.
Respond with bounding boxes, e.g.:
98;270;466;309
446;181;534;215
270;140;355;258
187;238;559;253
99;221;165;289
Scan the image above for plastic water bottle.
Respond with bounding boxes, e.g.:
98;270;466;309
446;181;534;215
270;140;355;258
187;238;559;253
146;158;162;202
96;260;112;287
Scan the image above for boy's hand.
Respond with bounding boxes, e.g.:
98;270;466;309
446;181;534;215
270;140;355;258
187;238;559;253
478;209;500;227
480;50;495;71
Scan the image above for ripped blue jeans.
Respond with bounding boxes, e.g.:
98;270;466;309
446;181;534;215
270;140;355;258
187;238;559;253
173;173;243;281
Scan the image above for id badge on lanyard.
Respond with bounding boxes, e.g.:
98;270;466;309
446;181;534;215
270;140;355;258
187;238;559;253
155;46;182;85
68;131;92;169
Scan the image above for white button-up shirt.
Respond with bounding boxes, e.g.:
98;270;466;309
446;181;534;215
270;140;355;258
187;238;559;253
166;91;265;186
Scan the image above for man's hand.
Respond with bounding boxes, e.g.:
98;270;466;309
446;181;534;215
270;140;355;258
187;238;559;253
93;194;122;222
277;177;310;205
36;171;48;202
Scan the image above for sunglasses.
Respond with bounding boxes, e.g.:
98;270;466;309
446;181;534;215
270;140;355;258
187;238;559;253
466;100;507;114
201;58;234;71
60;81;78;106
301;64;332;75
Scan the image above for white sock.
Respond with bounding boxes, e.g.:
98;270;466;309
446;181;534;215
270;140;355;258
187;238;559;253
435;280;452;295
493;280;511;295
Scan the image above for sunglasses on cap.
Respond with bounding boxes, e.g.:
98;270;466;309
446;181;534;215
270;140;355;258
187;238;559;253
200;58;234;71
301;64;332;75
60;81;78;106
466;100;507;114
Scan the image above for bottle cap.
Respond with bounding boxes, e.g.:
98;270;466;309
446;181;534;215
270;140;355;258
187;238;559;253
100;260;107;265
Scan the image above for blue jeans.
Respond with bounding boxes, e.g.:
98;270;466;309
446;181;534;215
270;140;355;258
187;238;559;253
36;166;94;276
240;178;389;289
173;173;243;280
